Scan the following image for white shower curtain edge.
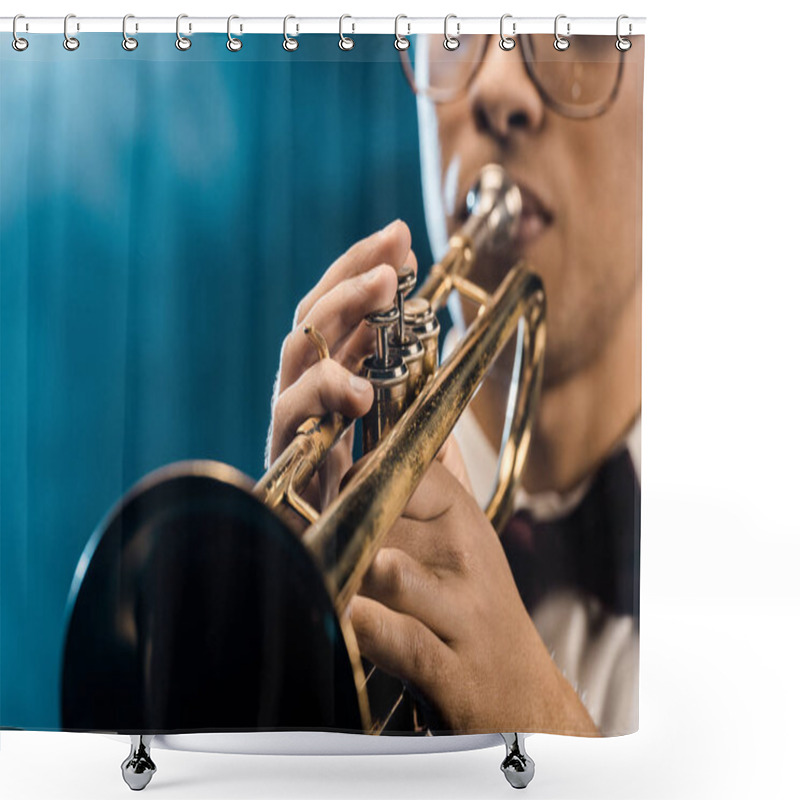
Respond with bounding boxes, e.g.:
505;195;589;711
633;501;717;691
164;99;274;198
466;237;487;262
103;731;510;755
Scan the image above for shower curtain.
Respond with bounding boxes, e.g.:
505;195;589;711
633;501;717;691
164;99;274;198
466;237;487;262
0;27;643;740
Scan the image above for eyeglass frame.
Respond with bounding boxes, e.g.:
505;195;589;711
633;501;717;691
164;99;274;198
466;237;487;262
398;34;625;121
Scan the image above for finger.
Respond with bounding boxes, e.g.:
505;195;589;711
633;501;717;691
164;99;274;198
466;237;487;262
405;247;419;278
349;595;454;698
281;264;398;389
308;248;420;366
358;547;450;640
268;359;373;462
403;459;463;521
335;322;375;374
435;435;475;495
294;220;412;325
381;514;472;577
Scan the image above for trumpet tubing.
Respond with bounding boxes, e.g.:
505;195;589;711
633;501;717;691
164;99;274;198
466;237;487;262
260;163;547;611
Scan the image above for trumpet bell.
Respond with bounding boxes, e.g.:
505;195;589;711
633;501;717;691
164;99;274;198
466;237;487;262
61;461;368;733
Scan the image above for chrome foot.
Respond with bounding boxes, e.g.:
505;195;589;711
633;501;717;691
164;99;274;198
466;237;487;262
121;735;156;791
500;733;535;789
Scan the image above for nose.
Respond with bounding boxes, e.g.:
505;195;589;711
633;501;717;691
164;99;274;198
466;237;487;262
467;42;545;142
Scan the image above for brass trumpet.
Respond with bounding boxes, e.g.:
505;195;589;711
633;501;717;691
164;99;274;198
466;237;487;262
61;165;546;736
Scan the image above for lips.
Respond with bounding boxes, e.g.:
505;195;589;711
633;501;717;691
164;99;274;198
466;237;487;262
516;185;554;243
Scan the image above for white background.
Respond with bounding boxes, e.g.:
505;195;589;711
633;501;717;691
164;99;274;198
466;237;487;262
2;1;799;798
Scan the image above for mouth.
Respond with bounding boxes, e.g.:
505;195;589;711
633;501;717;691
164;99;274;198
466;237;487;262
454;174;554;246
516;184;554;244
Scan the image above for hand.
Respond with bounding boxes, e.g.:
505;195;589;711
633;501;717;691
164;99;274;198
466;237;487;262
350;460;598;735
266;220;415;512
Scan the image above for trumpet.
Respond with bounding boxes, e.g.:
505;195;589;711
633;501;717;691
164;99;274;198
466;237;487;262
61;165;547;736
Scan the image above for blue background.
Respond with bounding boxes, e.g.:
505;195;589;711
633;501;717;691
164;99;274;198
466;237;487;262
0;33;433;729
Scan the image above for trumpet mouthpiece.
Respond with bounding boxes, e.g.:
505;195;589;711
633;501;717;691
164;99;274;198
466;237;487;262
464;164;522;251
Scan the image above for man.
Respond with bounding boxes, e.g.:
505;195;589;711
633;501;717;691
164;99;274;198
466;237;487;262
268;33;642;736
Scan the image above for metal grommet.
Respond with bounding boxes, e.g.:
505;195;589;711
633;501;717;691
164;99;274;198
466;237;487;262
616;14;632;51
63;13;79;51
283;15;298;51
227;15;242;52
175;14;191;51
499;14;515;50
553;14;570;51
443;14;459;51
122;14;138;51
12;14;28;51
394;14;410;51
339;14;354;51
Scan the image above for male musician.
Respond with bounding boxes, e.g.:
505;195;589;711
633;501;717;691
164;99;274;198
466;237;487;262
268;34;642;735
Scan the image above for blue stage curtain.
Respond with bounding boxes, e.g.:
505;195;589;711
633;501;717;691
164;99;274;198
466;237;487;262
0;34;432;729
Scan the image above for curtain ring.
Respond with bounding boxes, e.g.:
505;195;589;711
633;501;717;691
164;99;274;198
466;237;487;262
12;14;28;52
553;14;570;51
443;14;459;51
227;15;242;51
339;15;354;51
63;13;80;51
283;15;299;51
616;14;632;51
394;14;409;51
499;14;515;50
175;14;191;51
122;14;138;51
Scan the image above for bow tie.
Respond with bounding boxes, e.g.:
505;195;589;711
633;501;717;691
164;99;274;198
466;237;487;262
501;448;640;620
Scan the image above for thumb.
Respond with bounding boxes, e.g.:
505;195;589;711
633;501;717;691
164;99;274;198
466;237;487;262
436;434;475;496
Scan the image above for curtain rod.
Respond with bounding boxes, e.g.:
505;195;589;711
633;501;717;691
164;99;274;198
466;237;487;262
0;16;646;37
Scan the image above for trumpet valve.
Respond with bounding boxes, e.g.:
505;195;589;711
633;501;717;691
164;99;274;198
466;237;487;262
404;297;440;380
361;307;409;453
388;329;425;401
395;265;416;342
388;265;426;400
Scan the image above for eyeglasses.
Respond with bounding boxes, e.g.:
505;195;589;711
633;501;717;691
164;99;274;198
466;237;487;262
399;34;625;120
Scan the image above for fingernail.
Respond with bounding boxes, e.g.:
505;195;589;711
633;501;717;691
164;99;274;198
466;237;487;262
344;601;353;620
350;374;372;394
381;218;400;233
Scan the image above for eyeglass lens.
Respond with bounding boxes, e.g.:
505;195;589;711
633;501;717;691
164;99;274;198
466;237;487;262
406;34;622;114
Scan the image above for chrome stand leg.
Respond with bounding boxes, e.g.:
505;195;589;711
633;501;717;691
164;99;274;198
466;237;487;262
500;733;535;789
121;735;156;791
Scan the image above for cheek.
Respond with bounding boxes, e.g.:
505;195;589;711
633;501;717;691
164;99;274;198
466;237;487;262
562;54;642;226
560;112;640;265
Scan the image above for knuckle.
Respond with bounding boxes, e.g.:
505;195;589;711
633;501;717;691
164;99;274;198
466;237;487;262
446;544;474;576
278;331;295;369
336;273;380;327
343;283;369;320
358;605;385;655
317;356;341;387
294;293;313;326
355;608;374;646
381;550;406;599
409;627;431;680
271;391;289;427
318;359;349;405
